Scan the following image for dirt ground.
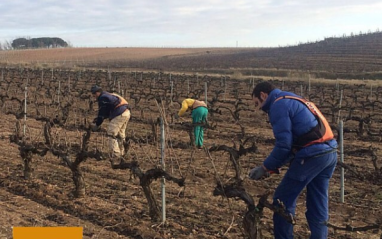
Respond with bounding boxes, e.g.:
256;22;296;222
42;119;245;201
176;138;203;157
0;119;381;239
0;71;381;239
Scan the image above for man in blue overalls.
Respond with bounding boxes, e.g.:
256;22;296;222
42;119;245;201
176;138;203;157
249;81;337;239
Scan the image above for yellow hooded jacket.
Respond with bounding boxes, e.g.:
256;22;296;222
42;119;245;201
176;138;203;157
178;99;207;117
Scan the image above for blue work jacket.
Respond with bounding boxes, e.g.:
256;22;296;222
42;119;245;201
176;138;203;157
261;89;337;171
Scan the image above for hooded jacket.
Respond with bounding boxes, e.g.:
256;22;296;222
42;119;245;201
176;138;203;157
95;92;129;126
261;89;337;171
178;99;207;117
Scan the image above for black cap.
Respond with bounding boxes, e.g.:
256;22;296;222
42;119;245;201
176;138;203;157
91;85;102;94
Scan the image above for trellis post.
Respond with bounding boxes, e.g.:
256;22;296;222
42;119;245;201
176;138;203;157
204;81;208;105
23;86;28;138
41;70;44;85
337;89;343;123
170;81;173;105
160;117;166;222
57;80;61;104
252;76;255;91
224;76;227;101
68;75;71;92
187;78;190;96
370;84;373;100
339;120;345;203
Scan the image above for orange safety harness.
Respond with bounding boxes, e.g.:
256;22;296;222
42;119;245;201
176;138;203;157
111;93;129;109
274;96;334;149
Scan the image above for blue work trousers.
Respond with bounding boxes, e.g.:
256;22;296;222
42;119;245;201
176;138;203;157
272;151;337;239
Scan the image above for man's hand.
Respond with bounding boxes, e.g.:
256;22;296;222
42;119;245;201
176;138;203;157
248;165;270;180
91;124;100;132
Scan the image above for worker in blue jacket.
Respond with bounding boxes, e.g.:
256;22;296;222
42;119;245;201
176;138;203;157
248;81;337;239
91;85;131;159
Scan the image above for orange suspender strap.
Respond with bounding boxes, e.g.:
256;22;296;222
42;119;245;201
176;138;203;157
111;93;128;109
274;96;334;147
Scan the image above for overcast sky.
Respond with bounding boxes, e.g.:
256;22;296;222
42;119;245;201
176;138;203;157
1;0;381;48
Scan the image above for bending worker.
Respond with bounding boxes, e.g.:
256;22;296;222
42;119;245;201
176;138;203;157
248;81;337;239
176;98;208;148
91;85;131;159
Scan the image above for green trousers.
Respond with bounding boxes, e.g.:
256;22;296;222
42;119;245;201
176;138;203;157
191;106;208;147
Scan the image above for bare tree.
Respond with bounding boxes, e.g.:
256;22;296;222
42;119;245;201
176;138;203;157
3;40;13;50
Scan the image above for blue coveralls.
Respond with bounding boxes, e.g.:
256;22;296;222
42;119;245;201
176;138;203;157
261;89;337;239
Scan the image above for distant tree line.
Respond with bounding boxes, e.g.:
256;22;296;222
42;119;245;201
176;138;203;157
11;37;69;49
0;37;70;50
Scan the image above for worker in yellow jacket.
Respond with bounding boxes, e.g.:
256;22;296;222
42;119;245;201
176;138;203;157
176;98;208;148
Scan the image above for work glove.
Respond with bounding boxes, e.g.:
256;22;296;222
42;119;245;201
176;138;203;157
91;124;100;132
248;166;270;180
